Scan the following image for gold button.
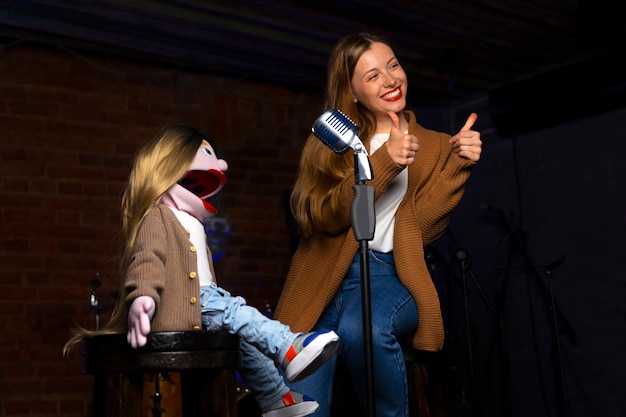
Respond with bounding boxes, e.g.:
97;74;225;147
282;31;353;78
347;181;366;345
185;229;190;235
190;296;197;304
190;246;196;252
193;325;201;331
189;271;197;279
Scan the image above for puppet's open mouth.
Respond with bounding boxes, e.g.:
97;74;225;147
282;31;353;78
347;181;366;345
178;169;226;200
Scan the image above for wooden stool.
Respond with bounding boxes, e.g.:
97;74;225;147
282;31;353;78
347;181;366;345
82;330;242;417
403;346;454;417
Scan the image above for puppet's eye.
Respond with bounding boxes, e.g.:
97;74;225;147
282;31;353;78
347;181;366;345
203;147;214;156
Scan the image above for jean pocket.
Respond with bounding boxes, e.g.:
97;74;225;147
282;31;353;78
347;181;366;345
369;250;394;266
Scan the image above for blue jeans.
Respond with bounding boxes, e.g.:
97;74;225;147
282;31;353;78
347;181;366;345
200;283;296;409
287;250;418;417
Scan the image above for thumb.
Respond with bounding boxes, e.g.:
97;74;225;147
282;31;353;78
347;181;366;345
460;112;478;131
388;111;400;131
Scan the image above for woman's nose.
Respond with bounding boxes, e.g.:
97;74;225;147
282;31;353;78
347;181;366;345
382;72;396;87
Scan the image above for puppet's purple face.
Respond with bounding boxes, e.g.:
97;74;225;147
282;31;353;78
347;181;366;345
177;140;228;214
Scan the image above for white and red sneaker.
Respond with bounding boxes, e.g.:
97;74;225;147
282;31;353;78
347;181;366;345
261;391;319;417
282;330;339;383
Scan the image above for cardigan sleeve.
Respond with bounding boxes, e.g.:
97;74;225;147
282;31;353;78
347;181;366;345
124;209;168;307
406;112;476;245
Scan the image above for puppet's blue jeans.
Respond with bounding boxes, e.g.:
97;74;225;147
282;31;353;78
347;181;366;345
200;283;296;409
285;250;418;417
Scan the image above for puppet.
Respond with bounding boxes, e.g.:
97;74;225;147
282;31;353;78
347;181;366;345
64;125;338;417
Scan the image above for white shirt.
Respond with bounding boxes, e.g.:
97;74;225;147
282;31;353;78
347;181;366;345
369;133;408;253
168;207;214;286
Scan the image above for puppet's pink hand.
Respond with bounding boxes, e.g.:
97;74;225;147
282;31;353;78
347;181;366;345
127;296;155;348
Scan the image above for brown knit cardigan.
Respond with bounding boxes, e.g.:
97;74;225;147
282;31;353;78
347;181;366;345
124;204;216;332
274;110;475;352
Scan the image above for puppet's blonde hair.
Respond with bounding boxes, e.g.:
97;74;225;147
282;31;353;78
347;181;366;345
63;125;208;356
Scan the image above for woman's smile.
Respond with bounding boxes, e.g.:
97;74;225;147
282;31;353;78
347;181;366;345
381;87;402;102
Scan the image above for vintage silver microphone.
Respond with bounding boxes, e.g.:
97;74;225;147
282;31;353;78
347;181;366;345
311;109;373;182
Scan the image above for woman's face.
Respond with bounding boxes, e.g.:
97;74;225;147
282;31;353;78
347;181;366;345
351;42;408;121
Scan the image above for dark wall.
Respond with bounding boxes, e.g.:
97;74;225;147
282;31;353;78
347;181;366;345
413;98;626;417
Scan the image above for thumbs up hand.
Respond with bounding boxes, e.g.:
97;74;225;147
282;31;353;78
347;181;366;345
450;113;482;162
385;111;420;167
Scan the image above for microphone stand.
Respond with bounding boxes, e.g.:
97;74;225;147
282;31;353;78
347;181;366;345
310;108;375;416
445;228;494;417
90;276;102;331
350;148;376;417
545;256;570;417
492;209;573;417
456;248;494;417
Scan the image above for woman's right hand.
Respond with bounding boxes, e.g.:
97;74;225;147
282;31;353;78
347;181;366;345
385;111;419;167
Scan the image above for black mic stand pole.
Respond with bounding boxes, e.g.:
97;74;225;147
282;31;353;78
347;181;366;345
457;250;476;417
350;149;376;417
455;248;495;417
90;275;102;331
545;256;570;417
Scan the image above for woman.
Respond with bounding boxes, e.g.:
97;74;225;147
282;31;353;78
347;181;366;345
274;32;482;417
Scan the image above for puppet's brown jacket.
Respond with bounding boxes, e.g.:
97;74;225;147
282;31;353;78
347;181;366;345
124;205;215;332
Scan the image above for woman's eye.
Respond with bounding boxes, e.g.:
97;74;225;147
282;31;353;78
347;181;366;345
203;148;214;156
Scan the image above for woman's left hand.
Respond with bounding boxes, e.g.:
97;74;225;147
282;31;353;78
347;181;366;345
450;113;482;162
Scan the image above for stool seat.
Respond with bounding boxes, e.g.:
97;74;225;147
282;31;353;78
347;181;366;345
83;330;242;417
83;330;242;372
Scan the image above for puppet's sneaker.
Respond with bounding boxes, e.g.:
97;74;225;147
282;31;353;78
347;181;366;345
261;391;319;417
282;330;339;382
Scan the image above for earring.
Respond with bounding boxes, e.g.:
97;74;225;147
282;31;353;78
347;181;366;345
353;97;358;103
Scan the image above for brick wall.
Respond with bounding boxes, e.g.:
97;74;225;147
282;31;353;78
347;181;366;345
0;42;321;416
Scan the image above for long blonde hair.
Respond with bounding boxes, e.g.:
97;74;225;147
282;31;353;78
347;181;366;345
63;125;209;356
291;32;393;238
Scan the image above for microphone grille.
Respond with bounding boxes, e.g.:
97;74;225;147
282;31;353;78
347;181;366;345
329;109;356;131
312;109;356;155
313;124;345;152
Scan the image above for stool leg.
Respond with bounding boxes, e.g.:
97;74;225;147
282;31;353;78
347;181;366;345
142;372;183;416
92;373;107;417
94;372;143;417
180;369;238;417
